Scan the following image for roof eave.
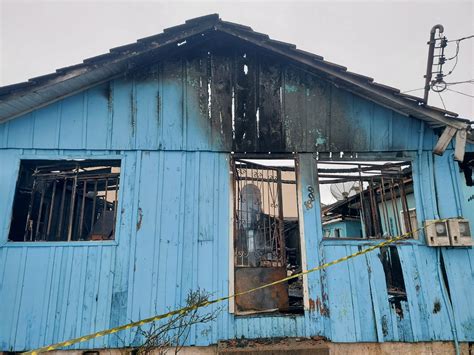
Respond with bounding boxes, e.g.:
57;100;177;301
0;22;219;123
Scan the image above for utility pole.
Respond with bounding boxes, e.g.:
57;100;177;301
423;24;448;105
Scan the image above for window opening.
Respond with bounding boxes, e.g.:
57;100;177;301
8;160;121;242
319;161;416;239
232;158;303;314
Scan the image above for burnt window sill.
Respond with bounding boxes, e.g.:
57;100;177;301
233;309;305;318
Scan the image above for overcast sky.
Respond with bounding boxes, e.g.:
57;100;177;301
0;0;472;118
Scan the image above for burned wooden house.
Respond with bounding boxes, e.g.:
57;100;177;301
0;14;473;353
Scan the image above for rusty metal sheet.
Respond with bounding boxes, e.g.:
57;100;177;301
235;266;289;313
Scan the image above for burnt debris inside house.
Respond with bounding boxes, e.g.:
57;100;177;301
459;152;474;186
379;246;408;314
8;160;121;242
319;161;417;239
232;158;303;314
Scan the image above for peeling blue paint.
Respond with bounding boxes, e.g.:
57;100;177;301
284;84;298;93
314;129;327;147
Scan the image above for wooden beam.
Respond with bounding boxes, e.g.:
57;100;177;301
454;129;467;162
433;126;457;155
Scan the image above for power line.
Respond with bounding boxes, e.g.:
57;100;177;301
437;91;447;110
446;88;474;98
447;34;474;43
401;88;424;94
445;35;473;78
402;80;474;95
445;41;461;77
446;79;474;86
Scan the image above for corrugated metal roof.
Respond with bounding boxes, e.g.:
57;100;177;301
0;14;470;129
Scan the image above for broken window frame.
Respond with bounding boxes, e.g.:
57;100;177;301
229;155;305;316
315;159;411;315
318;160;419;240
6;158;123;245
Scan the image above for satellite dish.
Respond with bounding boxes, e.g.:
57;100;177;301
330;181;361;201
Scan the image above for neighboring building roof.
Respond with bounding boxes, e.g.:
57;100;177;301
322;177;414;219
0;14;471;130
322;216;361;226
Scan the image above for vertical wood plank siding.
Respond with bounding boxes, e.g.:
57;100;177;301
0;50;473;350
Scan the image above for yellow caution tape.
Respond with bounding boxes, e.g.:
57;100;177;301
23;222;437;355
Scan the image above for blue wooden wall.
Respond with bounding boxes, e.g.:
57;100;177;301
0;56;473;351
